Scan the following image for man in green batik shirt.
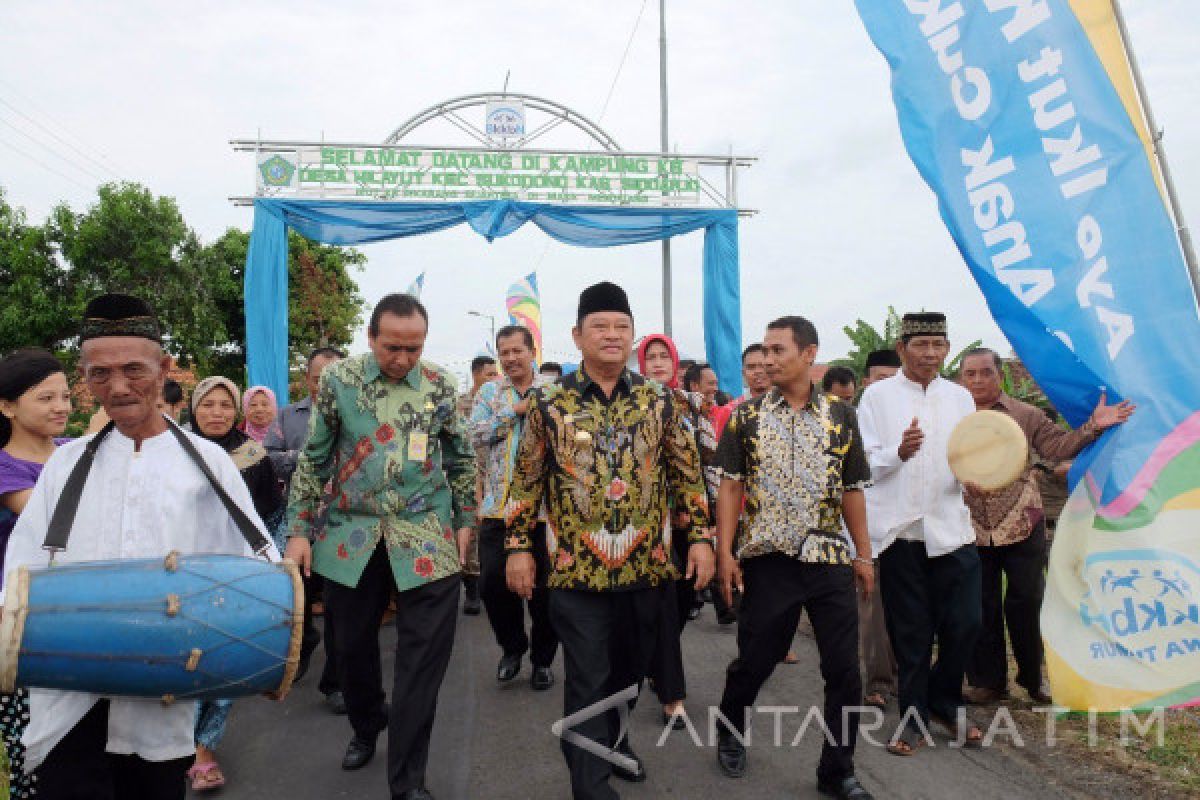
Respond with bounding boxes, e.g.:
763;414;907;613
504;281;714;800
285;293;476;800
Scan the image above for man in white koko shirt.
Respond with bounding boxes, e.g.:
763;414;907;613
856;311;981;755
4;294;276;800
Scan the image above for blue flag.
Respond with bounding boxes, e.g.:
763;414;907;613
856;0;1200;710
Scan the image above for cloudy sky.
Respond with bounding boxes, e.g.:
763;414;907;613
2;1;1196;373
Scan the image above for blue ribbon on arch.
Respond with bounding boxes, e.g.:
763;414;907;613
244;198;742;399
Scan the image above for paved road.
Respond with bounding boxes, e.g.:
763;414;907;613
216;602;1078;800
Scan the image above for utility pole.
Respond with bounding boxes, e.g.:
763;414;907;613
1111;0;1199;307
659;0;673;336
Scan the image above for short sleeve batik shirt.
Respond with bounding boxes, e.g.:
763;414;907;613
716;387;870;564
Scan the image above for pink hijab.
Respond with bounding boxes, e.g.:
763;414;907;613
636;334;681;389
240;385;277;443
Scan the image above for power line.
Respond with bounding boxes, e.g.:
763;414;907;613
0;133;95;192
0;116;109;182
0;78;131;175
597;0;649;125
0;94;123;180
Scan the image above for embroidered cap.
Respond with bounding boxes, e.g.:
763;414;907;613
79;293;162;344
900;312;947;338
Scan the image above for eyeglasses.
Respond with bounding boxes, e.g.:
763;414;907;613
83;363;155;385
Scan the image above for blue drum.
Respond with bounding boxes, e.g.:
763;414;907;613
0;552;302;701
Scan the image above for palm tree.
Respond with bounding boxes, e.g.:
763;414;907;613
829;307;903;376
829;306;981;379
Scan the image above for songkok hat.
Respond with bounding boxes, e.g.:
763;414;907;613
901;312;947;338
191;376;242;415
865;349;902;370
577;281;633;324
79;293;162;343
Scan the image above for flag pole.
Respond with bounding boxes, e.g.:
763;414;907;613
1110;0;1200;305
659;0;673;336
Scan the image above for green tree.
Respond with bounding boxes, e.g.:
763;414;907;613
830;306;903;376
0;188;76;353
50;182;227;368
286;230;366;361
830;306;981;379
193;229;366;390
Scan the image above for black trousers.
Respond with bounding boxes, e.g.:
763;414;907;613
478;518;558;667
34;700;191;800
299;571;341;695
718;554;861;784
548;586;665;800
967;522;1048;694
880;540;981;734
711;577;736;618
649;535;697;704
323;541;460;797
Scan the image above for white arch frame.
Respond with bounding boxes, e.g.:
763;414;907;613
384;92;622;151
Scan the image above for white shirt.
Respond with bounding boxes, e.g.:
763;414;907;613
4;426;279;769
857;372;976;559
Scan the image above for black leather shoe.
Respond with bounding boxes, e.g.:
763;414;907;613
817;775;874;800
610;741;646;783
395;789;435;800
462;577;481;616
717;729;747;778
531;666;554;691
325;690;347;715
716;610;738;625
341;736;376;770
497;654;522;682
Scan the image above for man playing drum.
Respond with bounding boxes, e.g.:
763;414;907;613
3;294;278;800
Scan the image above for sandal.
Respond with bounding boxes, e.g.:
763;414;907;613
781;651;800;664
188;761;226;791
931;714;984;748
864;692;887;709
886;729;927;757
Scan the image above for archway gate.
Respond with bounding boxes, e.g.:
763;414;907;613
232;94;754;401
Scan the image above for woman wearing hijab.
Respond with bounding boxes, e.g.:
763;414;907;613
636;334;720;728
187;377;284;791
0;348;72;798
240;385;277;444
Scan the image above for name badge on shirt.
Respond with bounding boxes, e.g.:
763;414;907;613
408;431;429;462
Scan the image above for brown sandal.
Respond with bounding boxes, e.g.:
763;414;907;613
886;730;927;756
931;714;984;748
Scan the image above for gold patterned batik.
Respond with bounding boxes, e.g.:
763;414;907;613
715;388;871;564
504;366;712;591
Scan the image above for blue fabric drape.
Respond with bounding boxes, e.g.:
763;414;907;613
244;199;742;400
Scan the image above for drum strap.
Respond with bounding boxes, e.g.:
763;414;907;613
42;418;272;558
42;421;116;556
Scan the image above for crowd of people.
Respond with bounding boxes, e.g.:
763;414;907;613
0;283;1134;800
